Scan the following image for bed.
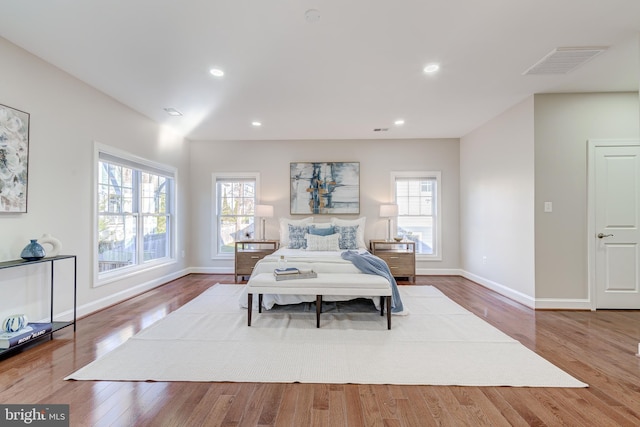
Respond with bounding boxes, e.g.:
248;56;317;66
239;217;407;315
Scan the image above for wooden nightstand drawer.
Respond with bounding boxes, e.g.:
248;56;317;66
370;240;416;281
236;251;270;270
235;241;278;282
377;253;413;275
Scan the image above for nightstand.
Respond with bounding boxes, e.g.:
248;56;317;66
370;240;416;282
235;240;278;283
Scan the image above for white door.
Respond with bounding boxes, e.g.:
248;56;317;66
592;142;640;309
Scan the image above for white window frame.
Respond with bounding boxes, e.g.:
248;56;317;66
391;171;442;261
211;172;261;259
93;143;177;287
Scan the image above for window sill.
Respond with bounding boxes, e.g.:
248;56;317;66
416;253;442;262
95;258;176;287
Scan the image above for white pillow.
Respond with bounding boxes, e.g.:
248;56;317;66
305;233;341;251
331;217;366;248
279;217;313;247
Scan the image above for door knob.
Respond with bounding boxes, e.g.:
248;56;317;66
597;233;614;239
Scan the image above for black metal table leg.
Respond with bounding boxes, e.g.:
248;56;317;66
316;295;322;328
386;296;392;330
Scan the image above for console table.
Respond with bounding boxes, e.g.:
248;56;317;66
0;255;77;356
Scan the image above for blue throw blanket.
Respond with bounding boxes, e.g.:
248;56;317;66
341;250;405;314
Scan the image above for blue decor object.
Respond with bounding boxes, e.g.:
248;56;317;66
2;314;28;333
20;239;46;261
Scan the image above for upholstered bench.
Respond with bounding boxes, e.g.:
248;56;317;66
246;272;392;329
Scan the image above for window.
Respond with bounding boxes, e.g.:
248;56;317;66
96;148;175;280
212;173;259;255
392;171;441;258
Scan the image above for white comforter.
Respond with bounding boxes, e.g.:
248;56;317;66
239;248;382;310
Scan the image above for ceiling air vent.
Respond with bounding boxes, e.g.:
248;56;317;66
523;46;608;75
373;128;389;132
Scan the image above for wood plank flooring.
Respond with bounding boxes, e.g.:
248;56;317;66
2;274;640;426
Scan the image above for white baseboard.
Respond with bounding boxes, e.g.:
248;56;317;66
73;268;190;319
459;270;592;310
533;298;592;310
460;270;536;308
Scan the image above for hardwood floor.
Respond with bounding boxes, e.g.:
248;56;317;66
2;274;640;426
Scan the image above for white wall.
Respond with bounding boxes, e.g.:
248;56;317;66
459;97;536;306
189;138;460;274
0;37;191;322
534;92;639;302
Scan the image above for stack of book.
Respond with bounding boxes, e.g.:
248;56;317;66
0;323;53;349
273;267;318;281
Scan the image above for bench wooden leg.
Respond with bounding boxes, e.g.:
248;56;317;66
386;296;391;330
316;295;322;328
258;294;263;313
247;293;252;326
380;296;385;316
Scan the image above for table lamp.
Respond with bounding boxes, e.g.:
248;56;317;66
379;204;398;241
255;205;274;241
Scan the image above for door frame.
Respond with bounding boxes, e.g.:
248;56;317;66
587;139;640;310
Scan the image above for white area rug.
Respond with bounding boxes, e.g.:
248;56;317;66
66;284;587;387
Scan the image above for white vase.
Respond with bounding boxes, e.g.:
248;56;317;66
39;233;62;257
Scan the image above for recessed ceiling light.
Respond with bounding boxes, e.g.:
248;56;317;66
209;68;224;77
394;119;405;126
423;64;440;74
163;107;182;116
251;121;262;127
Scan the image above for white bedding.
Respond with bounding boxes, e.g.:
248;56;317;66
240;247;384;310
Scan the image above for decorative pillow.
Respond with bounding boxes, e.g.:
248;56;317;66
279;217;313;247
308;225;335;236
334;225;359;249
331;217;366;248
309;222;333;229
288;224;309;249
305;233;341;251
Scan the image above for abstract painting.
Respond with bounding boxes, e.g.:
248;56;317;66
290;162;359;215
0;104;30;213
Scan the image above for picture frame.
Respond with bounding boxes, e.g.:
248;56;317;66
290;162;360;215
0;103;30;213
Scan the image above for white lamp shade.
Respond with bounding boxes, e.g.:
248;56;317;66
379;204;398;217
255;205;274;217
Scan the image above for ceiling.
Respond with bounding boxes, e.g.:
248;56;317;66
1;0;639;141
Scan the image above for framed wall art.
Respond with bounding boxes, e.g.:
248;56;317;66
290;162;360;215
0;103;30;213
